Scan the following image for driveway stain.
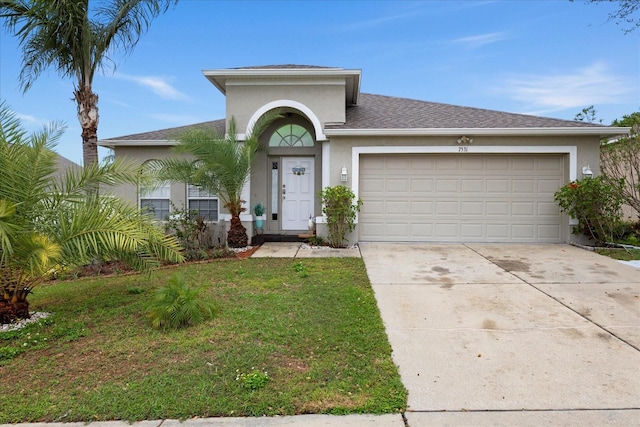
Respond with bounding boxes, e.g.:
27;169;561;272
605;291;640;311
482;319;498;330
561;328;585;339
490;259;531;272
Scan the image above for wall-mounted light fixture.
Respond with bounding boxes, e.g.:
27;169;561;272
292;165;305;176
457;135;473;144
341;166;348;182
582;165;593;179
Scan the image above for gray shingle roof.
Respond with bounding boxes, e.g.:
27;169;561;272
102;93;608;143
327;93;603;130
103;119;226;142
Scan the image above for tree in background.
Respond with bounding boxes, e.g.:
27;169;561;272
151;112;281;248
601;112;640;216
574;105;602;124
574;0;640;33
0;102;184;323
0;0;177;167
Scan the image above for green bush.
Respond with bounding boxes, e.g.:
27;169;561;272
554;176;625;244
320;186;362;248
164;203;215;260
147;274;216;330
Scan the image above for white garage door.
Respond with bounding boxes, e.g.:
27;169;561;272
359;154;565;242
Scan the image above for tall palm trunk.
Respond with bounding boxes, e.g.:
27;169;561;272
74;85;99;167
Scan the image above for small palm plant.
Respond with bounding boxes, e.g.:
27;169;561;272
147;274;216;330
151;111;281;248
0;102;184;323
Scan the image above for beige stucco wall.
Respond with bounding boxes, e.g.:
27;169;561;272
225;78;346;134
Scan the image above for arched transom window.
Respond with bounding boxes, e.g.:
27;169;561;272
269;124;314;147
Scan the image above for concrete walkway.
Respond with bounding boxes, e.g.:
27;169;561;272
250;242;361;258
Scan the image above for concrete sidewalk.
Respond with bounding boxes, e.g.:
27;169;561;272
1;414;404;427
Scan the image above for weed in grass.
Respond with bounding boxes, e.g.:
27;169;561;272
293;261;309;278
127;287;145;295
52;322;88;342
236;368;270;390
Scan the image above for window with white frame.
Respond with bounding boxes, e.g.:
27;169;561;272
188;184;219;221
140;183;170;220
269;124;314;147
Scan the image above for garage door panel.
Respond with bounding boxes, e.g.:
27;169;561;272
435;223;458;237
539;224;562;239
411;178;434;192
539;179;563;193
461;180;483;192
387;200;410;214
487;179;509;193
512;224;535;239
512;180;535;193
461;201;483;215
359;154;565;243
436;179;458;193
461;223;484;238
360;177;384;194
512;202;535;216
538;201;560;216
386;178;409;192
411;201;433;214
487;201;509;215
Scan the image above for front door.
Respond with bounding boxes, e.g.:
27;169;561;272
282;157;314;230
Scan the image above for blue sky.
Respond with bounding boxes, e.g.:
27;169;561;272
0;0;638;165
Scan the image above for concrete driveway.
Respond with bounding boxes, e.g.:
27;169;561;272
360;243;640;426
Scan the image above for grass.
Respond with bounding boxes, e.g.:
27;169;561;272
0;258;407;423
595;247;640;261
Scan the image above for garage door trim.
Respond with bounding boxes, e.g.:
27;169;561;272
351;145;577;228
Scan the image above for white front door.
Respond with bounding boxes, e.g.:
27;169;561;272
282;157;314;230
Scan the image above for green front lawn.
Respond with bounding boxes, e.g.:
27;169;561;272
0;258;406;423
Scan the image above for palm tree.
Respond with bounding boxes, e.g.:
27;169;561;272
152;112;281;248
0;102;184;323
0;0;177;167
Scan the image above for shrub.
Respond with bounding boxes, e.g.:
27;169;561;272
554;176;625;244
147;274;216;330
320;186;362;248
307;235;325;246
164;203;215;260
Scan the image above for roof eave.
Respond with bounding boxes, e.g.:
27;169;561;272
98;139;177;149
202;68;362;104
324;127;631;138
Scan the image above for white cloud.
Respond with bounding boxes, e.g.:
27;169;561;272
453;32;508;48
501;62;632;114
16;113;47;126
113;73;190;101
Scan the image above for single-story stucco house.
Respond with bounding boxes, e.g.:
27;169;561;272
99;65;629;245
